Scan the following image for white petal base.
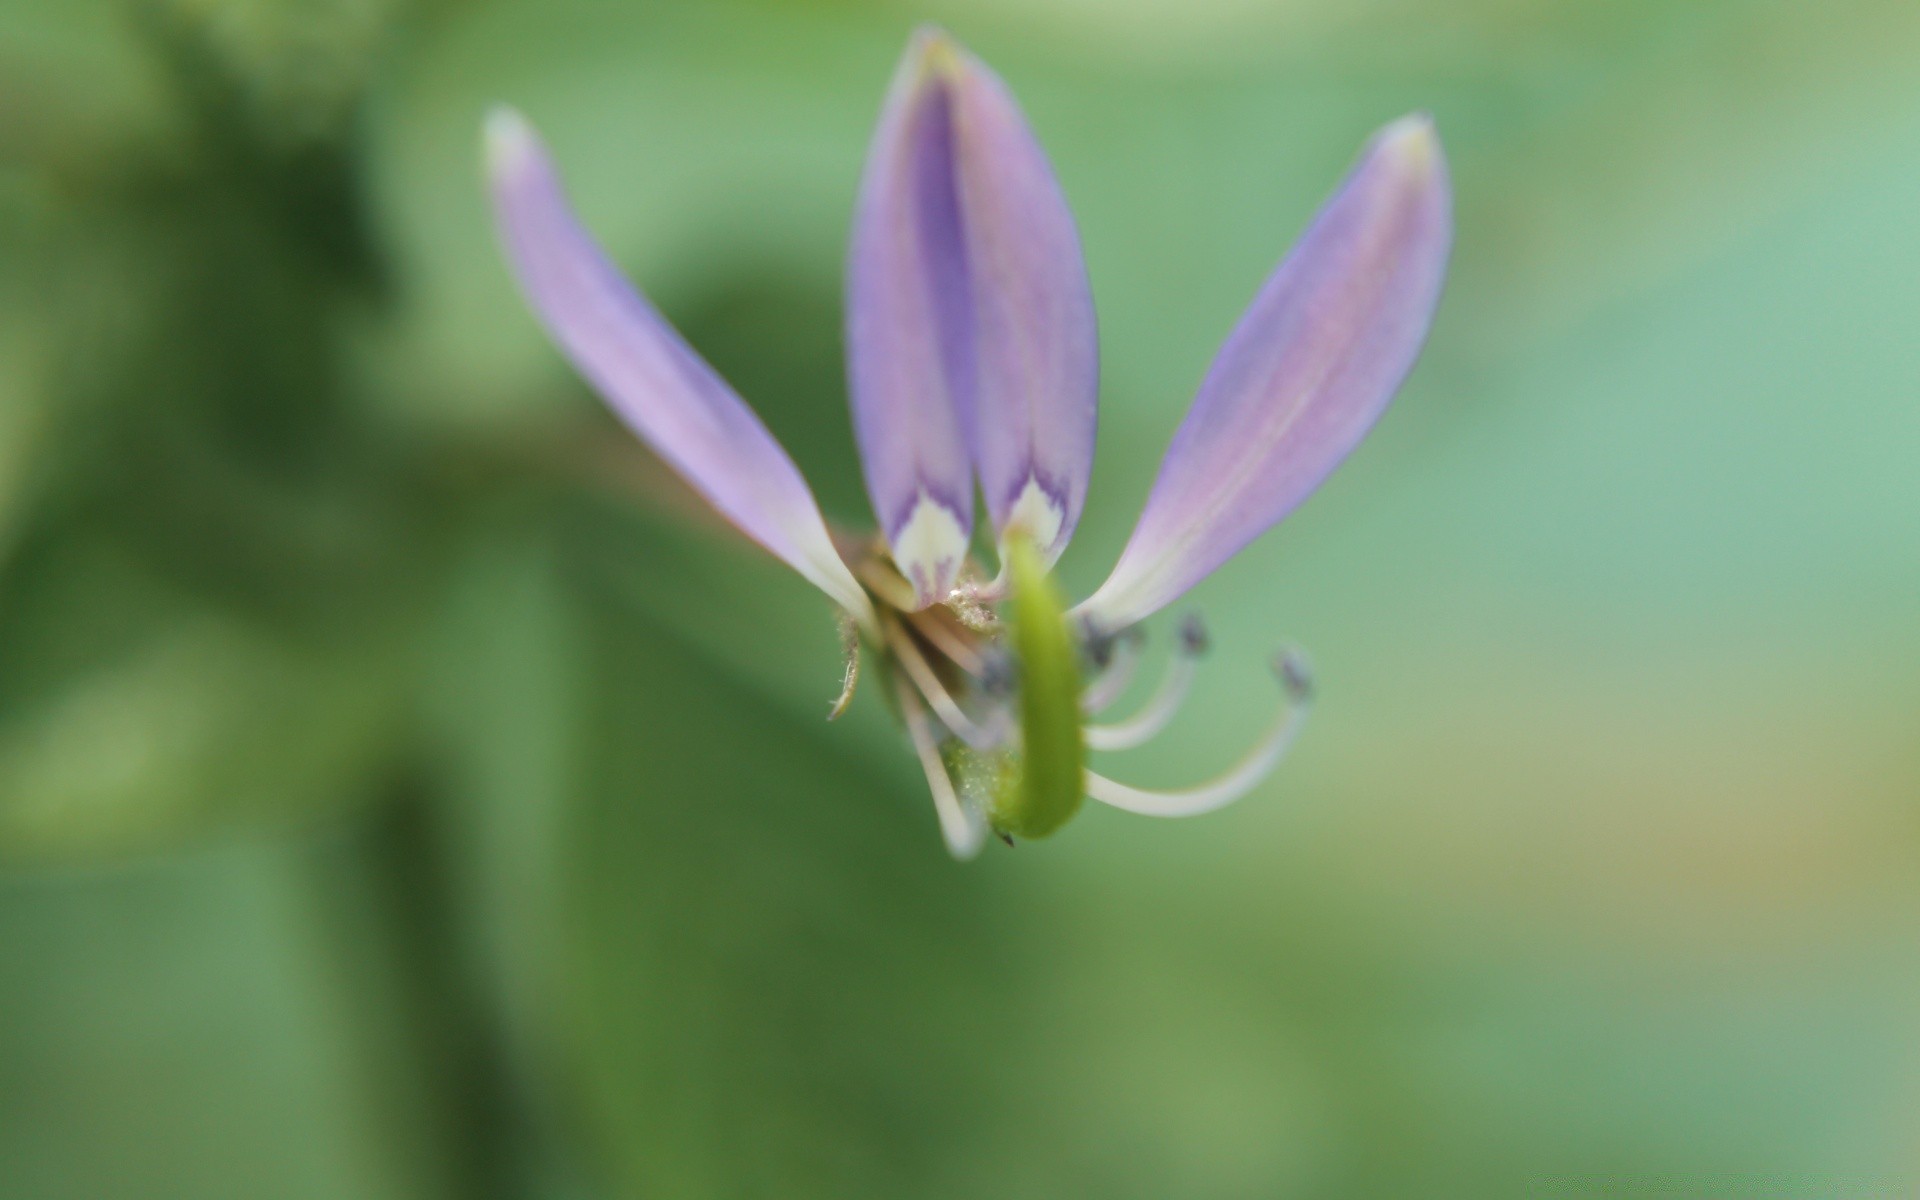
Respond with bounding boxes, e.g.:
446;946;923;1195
891;492;969;608
1002;476;1066;564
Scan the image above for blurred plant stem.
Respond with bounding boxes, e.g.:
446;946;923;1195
361;773;544;1200
0;7;581;1184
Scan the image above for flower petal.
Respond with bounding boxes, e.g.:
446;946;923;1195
938;33;1098;568
486;108;875;630
1076;115;1451;632
847;28;1098;604
846;32;975;606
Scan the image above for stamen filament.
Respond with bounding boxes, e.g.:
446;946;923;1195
896;680;987;860
1080;631;1142;714
883;618;1010;750
907;608;985;675
1083;651;1197;751
853;555;921;612
1084;613;1202;726
1085;650;1313;818
828;611;861;720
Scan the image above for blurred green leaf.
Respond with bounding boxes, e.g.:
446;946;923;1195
0;834;477;1200
1;0;1919;1195
558;562;1017;1199
0;605;407;863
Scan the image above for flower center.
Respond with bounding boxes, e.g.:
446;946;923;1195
834;530;1316;857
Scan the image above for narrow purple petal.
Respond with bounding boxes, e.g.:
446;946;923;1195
486;108;875;629
846;29;1097;604
1076;115;1452;631
846;32;975;607
939;34;1098;568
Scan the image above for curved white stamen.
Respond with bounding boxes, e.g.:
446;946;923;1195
853;555;919;613
897;680;987;860
1085;650;1312;817
908;610;984;675
1080;633;1143;714
1084;651;1197;751
884;619;1011;751
827;612;861;721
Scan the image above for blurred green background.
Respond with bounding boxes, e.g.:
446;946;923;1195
4;0;1919;1196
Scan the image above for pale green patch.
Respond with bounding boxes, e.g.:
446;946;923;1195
990;531;1085;840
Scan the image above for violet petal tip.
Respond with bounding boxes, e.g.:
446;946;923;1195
1074;114;1451;630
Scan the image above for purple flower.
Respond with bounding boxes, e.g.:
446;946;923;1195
486;27;1451;858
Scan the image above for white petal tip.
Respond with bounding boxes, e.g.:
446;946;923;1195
907;23;963;67
483;106;539;178
1375;113;1443;171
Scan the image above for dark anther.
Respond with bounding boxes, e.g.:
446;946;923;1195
979;649;1017;697
997;831;1017;847
1274;648;1315;701
1178;612;1211;657
1083;628;1116;669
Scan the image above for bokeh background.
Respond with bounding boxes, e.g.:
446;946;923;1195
4;0;1919;1195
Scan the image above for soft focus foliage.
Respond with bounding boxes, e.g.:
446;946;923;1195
3;0;1919;1196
